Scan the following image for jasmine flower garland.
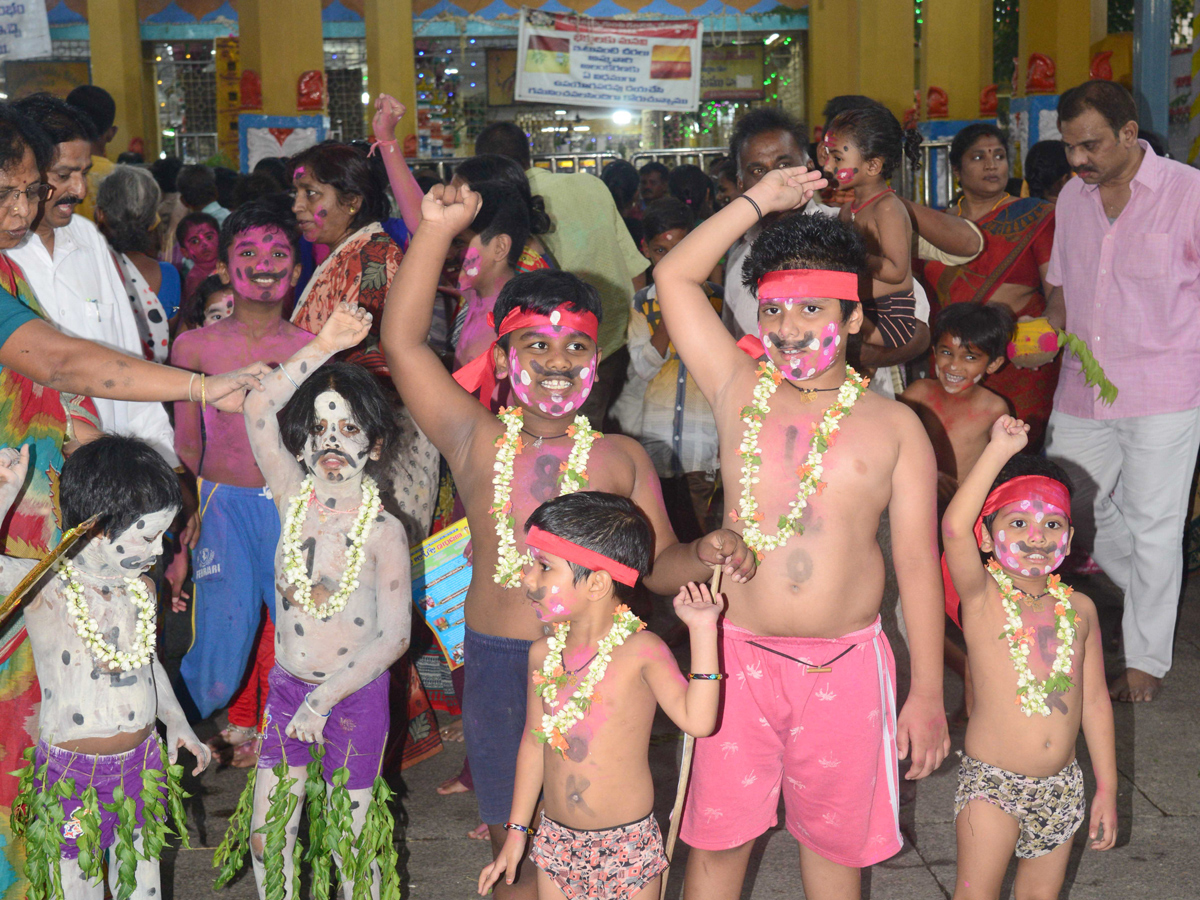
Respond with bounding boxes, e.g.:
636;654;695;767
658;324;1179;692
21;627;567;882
57;560;155;671
281;475;382;619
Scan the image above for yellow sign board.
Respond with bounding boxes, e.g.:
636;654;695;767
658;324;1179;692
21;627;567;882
700;45;764;101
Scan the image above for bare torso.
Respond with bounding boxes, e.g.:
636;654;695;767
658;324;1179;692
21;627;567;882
840;193;914;299
902;379;1008;482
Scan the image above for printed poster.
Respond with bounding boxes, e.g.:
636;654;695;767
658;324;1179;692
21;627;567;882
515;7;702;113
0;0;49;63
700;45;764;101
410;518;471;670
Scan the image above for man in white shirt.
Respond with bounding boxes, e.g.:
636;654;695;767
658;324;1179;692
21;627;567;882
9;93;178;466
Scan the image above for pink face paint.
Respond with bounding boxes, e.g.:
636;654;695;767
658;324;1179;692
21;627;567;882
834;167;857;185
508;335;597;417
294;166;306;180
183;224;219;266
995;500;1070;576
549;602;568;615
227;225;296;304
457;246;483;292
761;318;841;381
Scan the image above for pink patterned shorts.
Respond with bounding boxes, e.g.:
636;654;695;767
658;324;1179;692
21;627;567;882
530;811;668;900
680;617;902;867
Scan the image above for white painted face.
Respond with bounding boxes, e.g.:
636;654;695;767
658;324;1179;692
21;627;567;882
81;508;178;575
304;390;373;483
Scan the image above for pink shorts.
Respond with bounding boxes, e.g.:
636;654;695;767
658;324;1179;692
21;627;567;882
680;618;902;867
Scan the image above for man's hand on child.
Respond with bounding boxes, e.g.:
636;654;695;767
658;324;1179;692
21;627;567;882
895;693;950;780
696;529;757;584
0;445;29;500
745;165;830;216
989;415;1029;455
372;93;406;142
673;581;724;628
478;830;528;894
168;726;213;776
209;362;273;413
1089;789;1118;850
315;301;373;356
286;700;330;745
421;182;482;236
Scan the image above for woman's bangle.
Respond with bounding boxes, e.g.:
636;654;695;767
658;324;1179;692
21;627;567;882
503;822;533;834
304;695;330;718
688;673;724;681
280;365;300;390
188;372;196;403
739;193;763;220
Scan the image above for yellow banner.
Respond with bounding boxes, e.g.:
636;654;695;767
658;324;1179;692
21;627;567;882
700;44;764;101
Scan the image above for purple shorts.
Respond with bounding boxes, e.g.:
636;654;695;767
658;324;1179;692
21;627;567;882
34;735;162;860
258;664;389;790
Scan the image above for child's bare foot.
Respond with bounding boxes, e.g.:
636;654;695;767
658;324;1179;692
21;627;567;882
231;741;260;768
437;775;470;795
206;724;256;752
1109;667;1162;702
439;719;464;742
467;822;489;840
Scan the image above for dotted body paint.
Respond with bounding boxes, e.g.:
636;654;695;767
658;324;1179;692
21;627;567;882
761;319;841;381
227;225;295;304
507;342;596;416
994;500;1070;577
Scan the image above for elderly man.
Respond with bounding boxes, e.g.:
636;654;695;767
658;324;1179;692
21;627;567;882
1045;80;1200;702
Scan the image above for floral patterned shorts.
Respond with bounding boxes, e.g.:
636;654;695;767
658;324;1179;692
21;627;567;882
954;754;1085;858
529;811;669;900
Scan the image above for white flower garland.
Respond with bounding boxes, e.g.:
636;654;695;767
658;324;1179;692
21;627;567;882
533;605;645;755
281;475;382;619
57;560;155;671
989;561;1077;717
490;407;598;588
734;363;868;561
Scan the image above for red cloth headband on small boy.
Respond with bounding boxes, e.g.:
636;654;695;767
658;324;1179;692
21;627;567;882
525;525;640;587
453;305;600;405
737;269;860;359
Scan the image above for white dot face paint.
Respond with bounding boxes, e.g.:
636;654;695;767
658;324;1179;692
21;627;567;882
507;339;597;418
759;317;842;382
992;499;1071;578
81;508;179;576
456;245;483;292
305;390;373;484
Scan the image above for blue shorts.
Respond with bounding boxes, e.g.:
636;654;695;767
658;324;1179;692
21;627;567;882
179;480;279;718
461;626;533;824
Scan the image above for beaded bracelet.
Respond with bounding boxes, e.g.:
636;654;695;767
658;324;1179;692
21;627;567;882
688;673;725;681
503;822;533;834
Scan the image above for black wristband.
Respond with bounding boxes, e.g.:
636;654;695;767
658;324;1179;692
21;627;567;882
739;193;763;220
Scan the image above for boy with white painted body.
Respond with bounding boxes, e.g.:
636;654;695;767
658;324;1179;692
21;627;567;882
0;436;210;900
239;303;411;900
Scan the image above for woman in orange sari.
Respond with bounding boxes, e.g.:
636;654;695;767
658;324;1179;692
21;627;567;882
922;122;1060;448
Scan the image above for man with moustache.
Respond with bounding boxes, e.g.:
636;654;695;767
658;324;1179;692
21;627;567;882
7;93;178;468
1044;80;1200;703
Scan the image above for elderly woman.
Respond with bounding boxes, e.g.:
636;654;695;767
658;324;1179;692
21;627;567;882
922;122;1060;448
96;164;181;362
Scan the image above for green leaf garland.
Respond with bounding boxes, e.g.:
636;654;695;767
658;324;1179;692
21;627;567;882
1058;330;1118;405
213;766;257;889
304;744;333;900
257;761;300;900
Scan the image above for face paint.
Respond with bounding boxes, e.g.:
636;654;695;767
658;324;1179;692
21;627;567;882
993;500;1070;577
294;166;306;179
457;246;483;292
305;390;373;484
203;294;234;326
508;341;597;416
227;226;296;304
79;508;178;576
183;224;219;265
834;167;858;184
762;319;841;381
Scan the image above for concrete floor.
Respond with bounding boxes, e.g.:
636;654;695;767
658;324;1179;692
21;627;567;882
163;571;1200;899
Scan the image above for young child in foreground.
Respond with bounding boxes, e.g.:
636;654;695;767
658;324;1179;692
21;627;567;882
652;167;950;900
218;302;411;900
479;491;721;900
4;435;211;900
822;106;921;350
942;417;1116;899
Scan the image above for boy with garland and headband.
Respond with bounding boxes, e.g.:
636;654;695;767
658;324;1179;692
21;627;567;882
652;167;951;899
216;302;411;900
4;435;211;900
942;416;1116;899
478;491;723;900
381;182;756;900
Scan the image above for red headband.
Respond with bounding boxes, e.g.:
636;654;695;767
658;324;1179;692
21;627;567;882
452;306;600;404
525;526;640;587
944;476;1073;626
757;269;860;303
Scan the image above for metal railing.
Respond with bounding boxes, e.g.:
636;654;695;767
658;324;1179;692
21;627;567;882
406;147;732;181
630;147;728;170
898;139;956;208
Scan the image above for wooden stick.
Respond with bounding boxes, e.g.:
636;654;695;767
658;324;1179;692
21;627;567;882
660;564;722;900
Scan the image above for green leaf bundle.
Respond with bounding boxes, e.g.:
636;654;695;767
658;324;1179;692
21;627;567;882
101;783;140;900
1058;330;1118;405
213;766;257;889
24;764;70;900
256;761;300;900
72;785;104;882
303;744;332;900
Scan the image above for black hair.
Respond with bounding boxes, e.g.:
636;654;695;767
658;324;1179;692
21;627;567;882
176;211;220;251
474;121;531;170
641;197;694;242
713;158;738;184
1137;127;1167;157
729;108;808;170
601;159;639;211
639;161;670;182
524;491;652;601
252;156;289;190
13;93;97;149
1023;140;1070;199
454;154;550;235
150;156;182;194
116;151;144;165
949;122;1007;172
491;269;603;350
469;181;531;270
279;362;400;488
232;172;286;209
288;141;389;230
0;102;53;173
1058;79;1138;135
667;164;714;212
176;164;218;209
931;302;1013;363
827;106;920;180
981;454;1074;537
66;84;116;135
61;435;182;536
183;273;231;328
821;94;884;128
214;166;238;211
219;199;301;263
742;213;866;322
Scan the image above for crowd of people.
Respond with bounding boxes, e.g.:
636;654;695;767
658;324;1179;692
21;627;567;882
0;74;1195;900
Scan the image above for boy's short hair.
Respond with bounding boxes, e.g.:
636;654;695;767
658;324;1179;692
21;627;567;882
1023;140;1071;199
474;121;531;170
176;164;219;209
491;270;603;349
66;85;117;135
469;181;531;271
742;213;866;321
176;211;220;252
218;199;301;264
642;198;694;243
827;106;921;180
713;158;738;184
639;161;670;182
279;362;399;489
729;108;808;170
667;164;714;211
185;273;229;327
61;435;182;537
982;454;1074;537
1057;80;1138;135
524;491;652;601
931;303;1013;363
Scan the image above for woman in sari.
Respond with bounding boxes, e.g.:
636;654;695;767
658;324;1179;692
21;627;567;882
922;122;1060;448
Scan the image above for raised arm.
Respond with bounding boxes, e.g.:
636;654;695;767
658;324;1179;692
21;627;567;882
379;183;494;468
371;94;425;236
641;583;722;735
865;195;913;285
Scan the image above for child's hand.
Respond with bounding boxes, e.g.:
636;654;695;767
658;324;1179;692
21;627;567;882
372;93;406;143
745;165;830;216
421;183;481;235
988;415;1029;455
673;581;724;629
315;301;373;355
209;362;273;413
167;724;213;776
0;445;29;497
478;829;527;894
1089;789;1117;850
286;697;330;744
695;529;757;584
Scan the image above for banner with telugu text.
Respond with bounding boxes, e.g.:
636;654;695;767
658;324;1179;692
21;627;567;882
515;7;702;113
0;1;49;63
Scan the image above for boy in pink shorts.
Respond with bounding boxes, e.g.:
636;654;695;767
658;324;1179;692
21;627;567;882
654;167;951;898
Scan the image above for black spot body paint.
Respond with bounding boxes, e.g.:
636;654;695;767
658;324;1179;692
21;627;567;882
295;623;305;636
301;537;316;577
62;650;71;665
389;580;400;591
531;453;561;503
564;775;593;815
313;671;325;677
136;520;145;530
300;362;308;373
115;545;124;554
256;419;266;430
565;734;588;762
786;548;813;586
783;425;798;461
354;617;364;626
337;647;348;655
72;713;84;725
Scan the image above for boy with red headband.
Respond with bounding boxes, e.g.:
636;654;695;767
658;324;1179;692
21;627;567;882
381;183;755;900
942;416;1116;899
652;168;950;899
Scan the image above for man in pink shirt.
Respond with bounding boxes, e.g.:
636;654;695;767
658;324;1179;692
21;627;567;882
1045;80;1200;703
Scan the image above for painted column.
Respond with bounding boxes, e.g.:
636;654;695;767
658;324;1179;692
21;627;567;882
921;0;992;120
238;0;326;116
806;0;858;128
87;0;158;159
1016;0;1091;96
365;0;418;150
807;0;914;124
1132;0;1172;135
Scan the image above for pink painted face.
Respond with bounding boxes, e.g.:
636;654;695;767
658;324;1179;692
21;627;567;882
203;290;234;326
933;333;995;395
821;132;866;188
226;225;296;304
457;245;483;293
523;547;585;621
990;499;1072;578
182;223;219;265
758;297;844;382
504;324;598;418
